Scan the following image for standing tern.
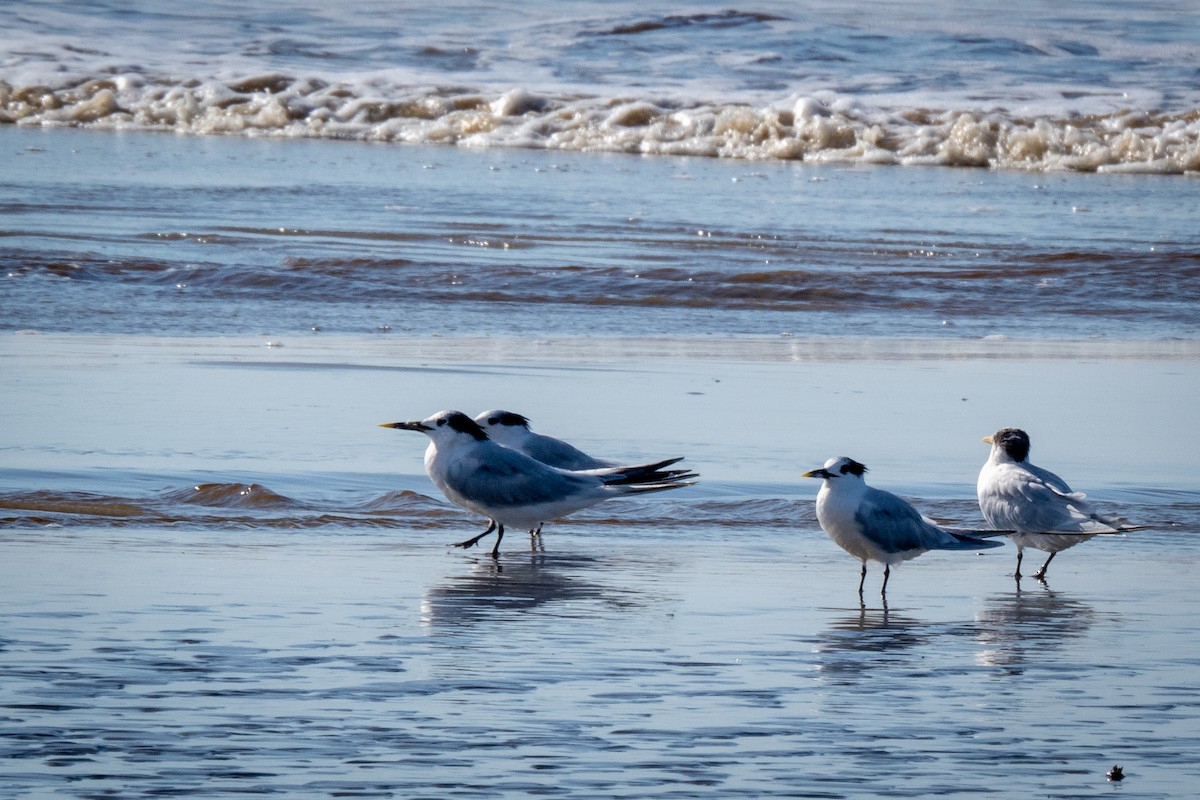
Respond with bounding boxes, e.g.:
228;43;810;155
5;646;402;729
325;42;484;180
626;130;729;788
380;410;696;555
473;408;692;543
978;427;1140;581
474;409;620;470
803;456;1004;601
474;409;691;481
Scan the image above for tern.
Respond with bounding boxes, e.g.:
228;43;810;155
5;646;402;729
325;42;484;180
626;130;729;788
978;427;1139;581
380;410;696;555
475;409;623;470
803;456;1003;600
473;410;692;541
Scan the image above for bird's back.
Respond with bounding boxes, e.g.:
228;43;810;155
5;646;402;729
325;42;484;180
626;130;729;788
521;432;615;471
977;458;1113;533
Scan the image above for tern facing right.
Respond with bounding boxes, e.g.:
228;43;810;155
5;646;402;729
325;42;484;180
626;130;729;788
978;427;1139;581
803;456;1003;600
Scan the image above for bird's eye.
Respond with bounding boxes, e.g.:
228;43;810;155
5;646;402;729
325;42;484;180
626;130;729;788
436;419;446;426
488;416;499;425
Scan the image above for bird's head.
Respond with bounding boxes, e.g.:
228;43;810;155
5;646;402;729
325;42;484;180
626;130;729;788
474;409;531;431
803;456;868;482
380;410;489;443
983;427;1030;463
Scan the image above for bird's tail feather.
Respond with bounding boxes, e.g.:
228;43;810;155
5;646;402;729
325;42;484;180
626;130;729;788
1085;510;1147;532
604;469;698;486
617;480;697;495
940;527;1013;538
1041;523;1148;536
585;456;683;475
945;533;1006;550
630;456;685;472
594;457;696;486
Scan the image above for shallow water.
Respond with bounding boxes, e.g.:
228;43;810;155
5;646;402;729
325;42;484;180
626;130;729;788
3;332;1199;796
4;128;1198;340
4;519;1200;798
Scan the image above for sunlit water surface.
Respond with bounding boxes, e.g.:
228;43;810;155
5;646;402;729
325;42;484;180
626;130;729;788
2;335;1199;798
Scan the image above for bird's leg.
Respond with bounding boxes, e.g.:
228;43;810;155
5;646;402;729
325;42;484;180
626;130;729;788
1032;551;1055;582
453;519;497;550
529;523;543;552
857;562;868;599
488;524;505;558
1014;549;1023;580
881;564;891;597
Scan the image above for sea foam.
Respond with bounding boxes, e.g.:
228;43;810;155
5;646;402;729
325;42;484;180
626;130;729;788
3;76;1198;174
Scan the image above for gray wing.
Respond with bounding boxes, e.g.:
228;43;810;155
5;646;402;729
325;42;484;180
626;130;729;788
982;462;1104;532
446;444;600;508
1024;462;1077;496
856;487;952;552
521;433;614;470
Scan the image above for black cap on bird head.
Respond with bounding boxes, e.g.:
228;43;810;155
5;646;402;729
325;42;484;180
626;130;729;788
989;427;1030;462
803;457;868;480
485;410;530;429
444;411;490;440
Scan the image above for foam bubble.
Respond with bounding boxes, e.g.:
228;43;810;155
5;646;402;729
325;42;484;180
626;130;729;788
3;0;1199;174
4;75;1198;173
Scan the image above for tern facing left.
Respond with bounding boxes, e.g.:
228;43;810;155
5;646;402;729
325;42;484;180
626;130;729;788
803;457;1003;600
380;410;696;555
474;409;622;471
978;427;1140;581
473;409;691;542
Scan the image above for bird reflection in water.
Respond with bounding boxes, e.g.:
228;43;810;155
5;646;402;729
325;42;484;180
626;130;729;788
813;607;929;681
420;552;639;628
974;582;1100;670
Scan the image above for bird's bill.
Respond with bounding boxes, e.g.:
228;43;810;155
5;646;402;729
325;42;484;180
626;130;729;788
379;421;431;432
982;435;994;444
802;468;832;479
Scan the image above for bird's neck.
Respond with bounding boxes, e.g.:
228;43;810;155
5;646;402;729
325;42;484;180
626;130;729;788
820;478;866;505
989;451;1022;466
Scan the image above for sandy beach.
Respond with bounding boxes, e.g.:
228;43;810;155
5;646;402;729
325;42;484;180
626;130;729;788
3;331;1197;490
5;0;1200;793
3;332;1199;797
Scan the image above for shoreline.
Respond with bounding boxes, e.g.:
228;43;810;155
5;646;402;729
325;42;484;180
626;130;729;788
7;330;1200;363
4;331;1197;494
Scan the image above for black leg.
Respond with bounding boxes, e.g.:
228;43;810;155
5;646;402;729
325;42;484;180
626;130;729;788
1014;549;1023;580
1033;551;1055;581
857;562;868;598
489;524;505;557
881;564;891;597
453;519;496;550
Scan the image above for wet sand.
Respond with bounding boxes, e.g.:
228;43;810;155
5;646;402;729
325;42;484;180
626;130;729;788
2;333;1199;797
3;332;1198;489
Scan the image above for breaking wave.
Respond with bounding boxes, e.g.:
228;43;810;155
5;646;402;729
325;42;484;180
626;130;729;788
3;76;1198;174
